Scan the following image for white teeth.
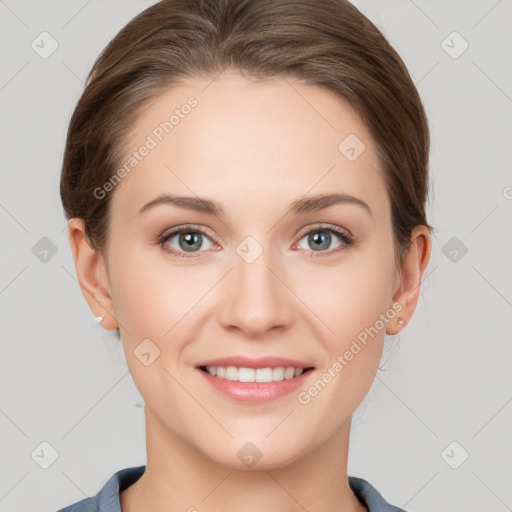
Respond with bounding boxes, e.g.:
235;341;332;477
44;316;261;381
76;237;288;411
204;365;306;382
239;367;256;382
256;368;273;383
284;367;295;380
225;366;239;381
272;367;285;381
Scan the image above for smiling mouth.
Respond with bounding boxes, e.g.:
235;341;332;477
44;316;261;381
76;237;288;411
198;365;315;383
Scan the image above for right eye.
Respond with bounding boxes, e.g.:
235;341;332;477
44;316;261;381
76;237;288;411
159;225;216;258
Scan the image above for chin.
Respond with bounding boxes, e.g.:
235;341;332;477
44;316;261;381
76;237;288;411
202;438;308;472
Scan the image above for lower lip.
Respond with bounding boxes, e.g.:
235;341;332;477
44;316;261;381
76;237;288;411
196;367;314;403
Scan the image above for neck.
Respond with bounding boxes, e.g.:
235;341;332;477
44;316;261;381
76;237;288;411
120;407;367;512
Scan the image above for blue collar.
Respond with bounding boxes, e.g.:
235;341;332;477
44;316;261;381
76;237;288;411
57;465;407;512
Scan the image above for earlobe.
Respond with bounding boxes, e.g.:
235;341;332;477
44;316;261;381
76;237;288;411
67;218;118;330
386;225;431;335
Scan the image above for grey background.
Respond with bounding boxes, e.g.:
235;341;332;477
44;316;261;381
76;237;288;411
1;0;511;511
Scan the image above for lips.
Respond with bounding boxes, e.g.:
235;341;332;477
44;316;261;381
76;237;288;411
196;360;316;402
195;355;316;402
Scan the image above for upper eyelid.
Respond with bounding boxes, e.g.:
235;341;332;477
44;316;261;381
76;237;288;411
296;222;352;239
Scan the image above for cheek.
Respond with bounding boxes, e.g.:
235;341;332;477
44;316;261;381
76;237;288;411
297;236;396;409
302;245;395;346
107;243;188;342
296;255;394;422
107;248;202;404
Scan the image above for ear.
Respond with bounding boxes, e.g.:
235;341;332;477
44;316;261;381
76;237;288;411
67;218;118;330
386;225;431;335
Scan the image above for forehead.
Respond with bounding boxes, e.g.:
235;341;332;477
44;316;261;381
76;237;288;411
111;74;388;221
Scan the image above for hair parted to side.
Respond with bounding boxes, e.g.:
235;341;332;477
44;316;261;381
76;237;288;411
61;0;434;311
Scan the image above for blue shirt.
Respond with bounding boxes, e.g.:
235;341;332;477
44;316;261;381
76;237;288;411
56;465;407;512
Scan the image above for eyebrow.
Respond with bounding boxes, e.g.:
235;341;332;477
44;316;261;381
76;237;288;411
138;192;373;218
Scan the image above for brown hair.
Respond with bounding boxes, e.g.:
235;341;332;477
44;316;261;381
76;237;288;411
61;0;433;312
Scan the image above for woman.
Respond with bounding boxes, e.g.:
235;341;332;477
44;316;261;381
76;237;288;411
58;0;432;510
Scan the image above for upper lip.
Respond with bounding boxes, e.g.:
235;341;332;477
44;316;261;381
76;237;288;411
196;356;315;370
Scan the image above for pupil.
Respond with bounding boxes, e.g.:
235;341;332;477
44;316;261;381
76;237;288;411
180;232;201;252
310;231;330;251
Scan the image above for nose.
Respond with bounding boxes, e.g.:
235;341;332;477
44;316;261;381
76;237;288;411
218;245;295;337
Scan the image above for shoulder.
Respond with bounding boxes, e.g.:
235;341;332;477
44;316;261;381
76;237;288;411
348;476;408;512
56;496;99;512
56;465;146;512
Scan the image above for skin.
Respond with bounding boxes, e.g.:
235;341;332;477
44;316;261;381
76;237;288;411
68;72;430;512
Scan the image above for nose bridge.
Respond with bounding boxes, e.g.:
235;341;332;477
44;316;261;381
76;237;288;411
218;237;293;335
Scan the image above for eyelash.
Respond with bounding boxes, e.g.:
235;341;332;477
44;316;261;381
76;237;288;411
157;223;355;259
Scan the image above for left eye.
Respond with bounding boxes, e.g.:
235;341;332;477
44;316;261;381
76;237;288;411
160;229;214;256
296;228;351;254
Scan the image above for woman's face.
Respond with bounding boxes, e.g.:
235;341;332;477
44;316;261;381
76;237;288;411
102;73;402;468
